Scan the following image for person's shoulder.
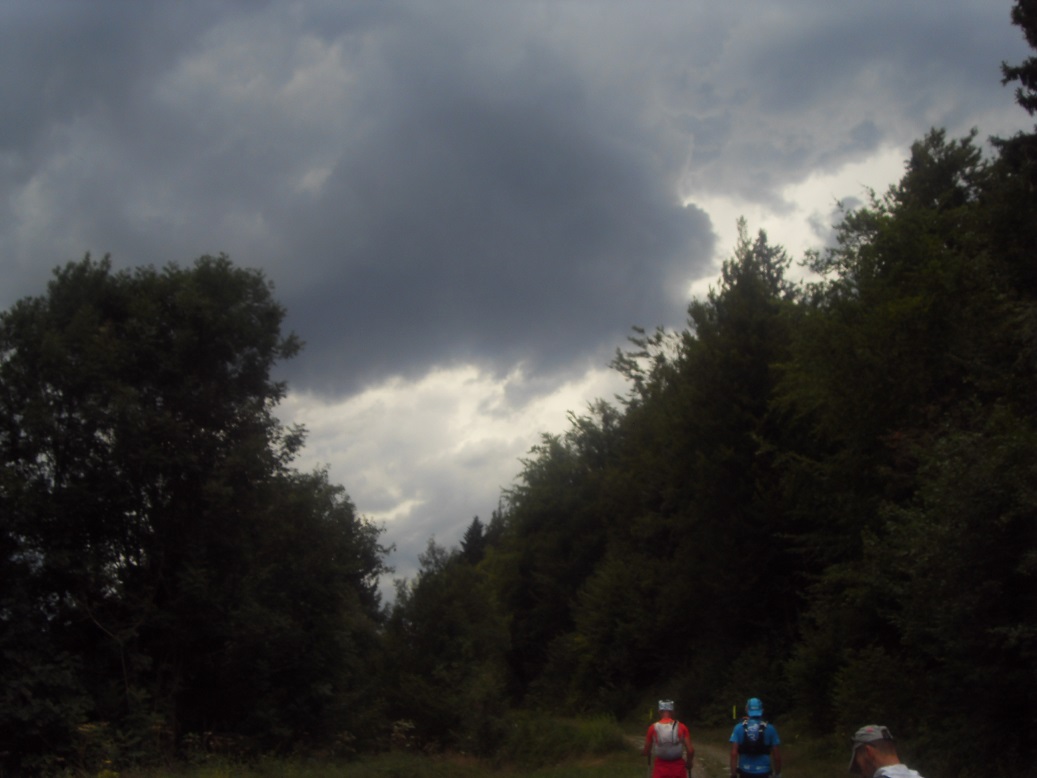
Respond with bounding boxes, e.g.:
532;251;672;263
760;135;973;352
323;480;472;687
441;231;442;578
876;766;923;778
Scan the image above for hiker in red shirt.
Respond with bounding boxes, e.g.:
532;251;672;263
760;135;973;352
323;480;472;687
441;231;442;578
644;699;695;778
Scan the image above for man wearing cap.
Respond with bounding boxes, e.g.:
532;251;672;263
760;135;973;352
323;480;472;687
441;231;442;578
729;697;781;778
848;725;926;777
644;700;695;778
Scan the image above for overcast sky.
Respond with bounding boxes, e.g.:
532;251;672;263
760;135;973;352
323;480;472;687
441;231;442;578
1;1;1031;598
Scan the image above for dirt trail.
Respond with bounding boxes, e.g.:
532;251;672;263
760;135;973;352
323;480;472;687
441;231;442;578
628;733;731;778
688;738;730;778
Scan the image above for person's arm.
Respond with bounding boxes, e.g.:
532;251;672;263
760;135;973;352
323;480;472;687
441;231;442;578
729;741;739;777
682;727;695;767
770;744;781;775
643;727;654;757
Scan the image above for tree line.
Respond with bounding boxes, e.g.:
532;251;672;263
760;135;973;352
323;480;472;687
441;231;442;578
386;8;1037;775
0;256;390;773
1;4;1035;776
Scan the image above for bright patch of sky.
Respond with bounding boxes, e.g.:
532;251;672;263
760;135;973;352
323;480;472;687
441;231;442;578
689;144;910;298
279;363;628;591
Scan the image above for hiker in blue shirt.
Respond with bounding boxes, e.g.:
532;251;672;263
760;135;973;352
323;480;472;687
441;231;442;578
729;697;782;777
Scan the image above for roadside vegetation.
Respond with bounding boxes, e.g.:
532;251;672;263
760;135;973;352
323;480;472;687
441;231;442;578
78;716;853;778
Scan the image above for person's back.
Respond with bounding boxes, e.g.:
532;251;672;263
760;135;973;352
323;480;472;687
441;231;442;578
728;698;781;777
644;700;695;778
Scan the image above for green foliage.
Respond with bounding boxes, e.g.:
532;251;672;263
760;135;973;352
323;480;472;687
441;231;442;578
394;116;1037;774
106;739;644;778
860;409;1037;774
492;713;628;769
538;549;656;715
490;403;629;702
0;254;389;773
1002;0;1037;117
784;132;1036;776
460;516;488;564
386;540;510;754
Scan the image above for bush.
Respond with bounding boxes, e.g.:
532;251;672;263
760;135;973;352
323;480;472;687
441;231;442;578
493;712;627;768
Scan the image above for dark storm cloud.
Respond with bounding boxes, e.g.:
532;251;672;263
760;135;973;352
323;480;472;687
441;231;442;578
0;1;274;296
276;37;716;392
0;1;1030;395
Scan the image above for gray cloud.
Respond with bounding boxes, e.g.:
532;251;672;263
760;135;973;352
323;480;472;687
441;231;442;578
2;2;1029;394
278;70;716;390
1;4;1033;582
2;0;1032;592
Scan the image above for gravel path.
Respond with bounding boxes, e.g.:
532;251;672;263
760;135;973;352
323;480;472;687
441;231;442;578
689;739;730;778
629;733;731;778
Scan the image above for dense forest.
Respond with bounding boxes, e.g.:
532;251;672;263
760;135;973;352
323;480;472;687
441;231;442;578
2;3;1035;777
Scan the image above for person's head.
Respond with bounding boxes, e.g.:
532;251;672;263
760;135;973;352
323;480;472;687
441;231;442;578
658;699;675;716
745;697;764;718
848;725;899;774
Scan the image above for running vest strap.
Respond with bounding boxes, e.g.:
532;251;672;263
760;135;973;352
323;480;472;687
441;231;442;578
653;720;684;760
737;717;771;756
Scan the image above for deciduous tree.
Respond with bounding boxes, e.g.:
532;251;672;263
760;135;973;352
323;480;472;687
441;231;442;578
0;255;388;771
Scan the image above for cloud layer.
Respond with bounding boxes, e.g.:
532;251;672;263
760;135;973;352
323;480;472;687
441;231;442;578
1;0;1031;588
